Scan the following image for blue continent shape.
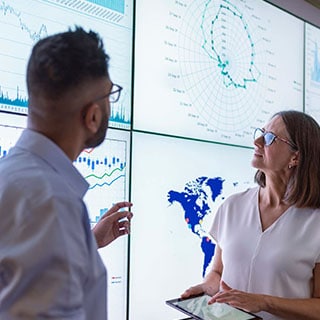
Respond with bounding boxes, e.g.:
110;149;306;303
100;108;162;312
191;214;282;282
167;177;224;277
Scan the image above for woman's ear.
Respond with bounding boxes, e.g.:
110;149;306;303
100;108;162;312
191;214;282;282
289;150;299;168
83;103;102;134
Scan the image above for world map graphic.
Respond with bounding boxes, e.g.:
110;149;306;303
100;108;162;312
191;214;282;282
167;177;224;277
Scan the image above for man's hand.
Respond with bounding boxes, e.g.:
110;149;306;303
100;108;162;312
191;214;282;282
92;201;133;248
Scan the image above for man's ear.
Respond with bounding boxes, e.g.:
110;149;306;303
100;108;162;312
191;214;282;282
83;103;102;134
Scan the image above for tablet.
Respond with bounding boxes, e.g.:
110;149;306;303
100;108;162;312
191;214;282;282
166;294;262;320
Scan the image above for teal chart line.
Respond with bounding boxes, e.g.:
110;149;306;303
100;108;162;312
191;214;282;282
0;0;47;113
77;152;127;189
0;86;28;108
201;0;261;89
88;173;125;190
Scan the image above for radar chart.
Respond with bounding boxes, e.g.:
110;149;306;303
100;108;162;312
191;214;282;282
134;0;303;147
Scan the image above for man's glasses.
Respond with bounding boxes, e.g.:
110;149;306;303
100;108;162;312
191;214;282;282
253;128;298;150
92;83;123;104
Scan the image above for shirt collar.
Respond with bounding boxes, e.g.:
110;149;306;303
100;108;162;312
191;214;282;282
16;129;89;198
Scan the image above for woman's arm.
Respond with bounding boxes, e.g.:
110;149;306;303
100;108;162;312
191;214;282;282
263;263;320;319
211;263;320;320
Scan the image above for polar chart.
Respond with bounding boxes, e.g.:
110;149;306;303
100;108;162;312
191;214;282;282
179;0;263;131
134;0;303;146
176;0;303;138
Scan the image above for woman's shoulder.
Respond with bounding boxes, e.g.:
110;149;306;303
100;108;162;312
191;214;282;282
225;186;258;203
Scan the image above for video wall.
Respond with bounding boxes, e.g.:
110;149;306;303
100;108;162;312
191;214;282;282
1;0;320;319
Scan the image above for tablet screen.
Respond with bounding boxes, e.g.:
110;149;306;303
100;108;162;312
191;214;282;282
166;294;262;320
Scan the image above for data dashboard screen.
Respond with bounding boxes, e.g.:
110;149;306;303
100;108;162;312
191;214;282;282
0;112;131;320
133;0;304;147
0;0;133;129
2;1;320;320
74;128;131;320
305;23;320;124
129;131;256;320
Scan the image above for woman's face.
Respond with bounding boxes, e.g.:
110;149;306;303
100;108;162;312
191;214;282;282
251;115;296;175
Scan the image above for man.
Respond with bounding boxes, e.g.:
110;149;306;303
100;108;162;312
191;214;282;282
0;26;132;319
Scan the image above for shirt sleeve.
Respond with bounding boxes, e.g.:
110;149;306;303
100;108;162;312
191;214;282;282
209;204;224;245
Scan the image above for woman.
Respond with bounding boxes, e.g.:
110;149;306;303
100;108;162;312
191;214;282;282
181;110;320;319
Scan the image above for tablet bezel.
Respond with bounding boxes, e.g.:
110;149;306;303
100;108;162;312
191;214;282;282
166;294;262;320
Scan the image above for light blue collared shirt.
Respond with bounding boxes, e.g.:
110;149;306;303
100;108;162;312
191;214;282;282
0;129;107;319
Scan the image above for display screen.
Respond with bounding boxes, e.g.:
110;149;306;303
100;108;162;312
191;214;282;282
74;128;131;320
133;0;304;146
305;22;320;123
129;131;256;320
1;1;320;320
0;0;133;129
0;112;131;320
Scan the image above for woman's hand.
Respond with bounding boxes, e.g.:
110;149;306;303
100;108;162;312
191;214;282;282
181;284;205;299
209;281;265;313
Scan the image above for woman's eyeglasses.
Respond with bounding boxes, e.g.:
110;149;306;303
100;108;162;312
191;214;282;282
253;128;298;150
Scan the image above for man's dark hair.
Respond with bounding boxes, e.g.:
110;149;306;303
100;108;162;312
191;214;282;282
27;26;110;100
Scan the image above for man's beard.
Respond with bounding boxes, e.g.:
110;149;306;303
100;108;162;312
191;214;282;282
85;113;109;148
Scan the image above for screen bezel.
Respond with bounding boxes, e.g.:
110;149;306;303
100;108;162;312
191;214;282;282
166;294;262;320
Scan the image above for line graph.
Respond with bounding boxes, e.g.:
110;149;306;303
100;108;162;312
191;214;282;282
0;0;133;129
76;141;128;225
0;114;130;320
0;1;48;41
87;172;126;189
0;0;49;114
75;129;131;320
74;135;129;225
